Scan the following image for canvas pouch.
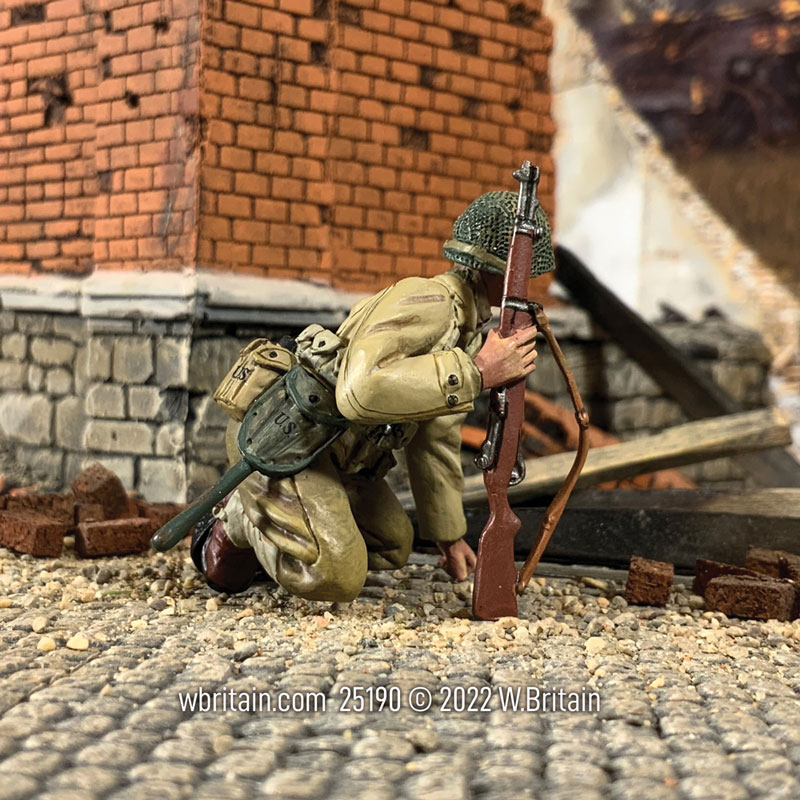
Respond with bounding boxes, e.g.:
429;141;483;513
213;339;297;421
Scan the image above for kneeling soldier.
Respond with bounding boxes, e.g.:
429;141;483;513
191;191;554;602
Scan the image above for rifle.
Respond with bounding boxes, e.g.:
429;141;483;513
472;162;589;620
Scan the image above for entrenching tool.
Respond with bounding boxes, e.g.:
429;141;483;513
151;365;348;552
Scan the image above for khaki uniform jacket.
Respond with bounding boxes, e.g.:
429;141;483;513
334;270;490;544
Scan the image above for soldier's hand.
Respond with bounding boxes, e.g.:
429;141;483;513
436;538;477;581
473;327;538;390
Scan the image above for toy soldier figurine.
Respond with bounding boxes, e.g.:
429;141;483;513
178;191;555;602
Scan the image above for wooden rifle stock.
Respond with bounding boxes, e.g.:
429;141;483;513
472;374;527;620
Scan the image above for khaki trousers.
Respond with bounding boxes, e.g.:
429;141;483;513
217;420;413;601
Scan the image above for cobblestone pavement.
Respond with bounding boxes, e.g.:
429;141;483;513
2;543;800;800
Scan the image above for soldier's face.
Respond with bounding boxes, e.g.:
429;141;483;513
481;273;505;307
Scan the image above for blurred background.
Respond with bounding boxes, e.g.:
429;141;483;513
551;0;800;331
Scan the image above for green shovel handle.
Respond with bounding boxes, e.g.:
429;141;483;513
150;459;254;552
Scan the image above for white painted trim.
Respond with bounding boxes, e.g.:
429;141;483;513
80;270;198;319
0;270;367;321
0;275;81;313
195;272;364;313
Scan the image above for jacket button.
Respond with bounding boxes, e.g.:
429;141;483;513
447;394;459;407
448;374;459;386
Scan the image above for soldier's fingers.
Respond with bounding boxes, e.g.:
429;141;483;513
449;555;467;581
511;326;538;345
523;351;538;368
518;342;538;357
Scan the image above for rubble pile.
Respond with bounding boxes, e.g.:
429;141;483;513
702;547;800;622
625;547;800;623
691;558;760;596
0;463;182;558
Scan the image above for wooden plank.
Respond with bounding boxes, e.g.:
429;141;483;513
521;391;697;488
452;489;800;572
398;407;792;511
554;245;800;487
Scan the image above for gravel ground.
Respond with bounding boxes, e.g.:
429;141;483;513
2;541;800;800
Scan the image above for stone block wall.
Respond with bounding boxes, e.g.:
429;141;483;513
0;308;194;501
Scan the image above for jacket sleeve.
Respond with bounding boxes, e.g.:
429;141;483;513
335;277;483;424
405;412;467;543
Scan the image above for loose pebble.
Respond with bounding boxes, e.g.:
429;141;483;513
66;634;89;651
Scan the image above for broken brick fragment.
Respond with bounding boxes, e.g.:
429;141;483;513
744;547;784;577
778;553;800;582
705;575;796;622
70;463;134;521
625;555;674;606
0;511;67;557
75;503;105;524
778;556;800;617
5;492;76;525
75;518;153;558
135;500;184;534
692;559;760;597
744;547;800;580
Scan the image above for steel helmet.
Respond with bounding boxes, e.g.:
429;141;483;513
442;190;555;276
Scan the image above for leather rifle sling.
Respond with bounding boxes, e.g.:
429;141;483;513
516;303;590;593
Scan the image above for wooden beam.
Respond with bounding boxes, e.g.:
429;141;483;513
453;489;800;571
398;407;792;511
521;391;696;488
554;245;800;487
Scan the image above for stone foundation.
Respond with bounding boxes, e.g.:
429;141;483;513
0;274;773;500
1;310;191;501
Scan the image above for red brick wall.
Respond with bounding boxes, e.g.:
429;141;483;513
93;0;201;271
0;0;201;275
0;0;554;290
0;0;97;274
198;0;554;292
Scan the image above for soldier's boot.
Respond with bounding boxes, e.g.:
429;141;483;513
191;513;262;594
